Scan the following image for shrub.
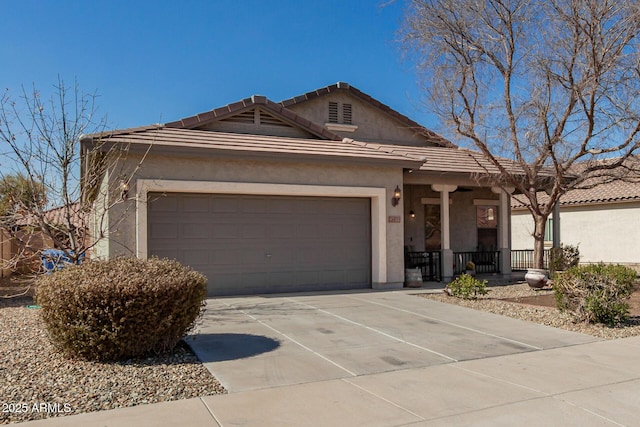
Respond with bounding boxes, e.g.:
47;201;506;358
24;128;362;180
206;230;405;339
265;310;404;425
447;273;488;299
554;264;637;326
549;244;580;277
36;257;207;361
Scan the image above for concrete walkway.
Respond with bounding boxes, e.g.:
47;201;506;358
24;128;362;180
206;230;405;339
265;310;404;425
21;290;640;426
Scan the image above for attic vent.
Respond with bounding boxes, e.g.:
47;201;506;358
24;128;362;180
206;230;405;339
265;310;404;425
343;103;352;124
259;110;292;127
328;102;338;123
224;109;255;124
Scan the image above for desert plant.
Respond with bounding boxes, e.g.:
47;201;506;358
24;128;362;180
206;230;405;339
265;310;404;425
550;244;580;277
447;273;488;300
554;264;637;326
36;256;207;361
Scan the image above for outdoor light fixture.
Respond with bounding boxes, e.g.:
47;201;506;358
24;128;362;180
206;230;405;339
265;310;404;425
391;185;402;207
409;210;416;219
120;180;130;201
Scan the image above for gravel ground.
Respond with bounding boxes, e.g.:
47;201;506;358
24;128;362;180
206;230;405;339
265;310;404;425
0;296;225;425
417;282;640;339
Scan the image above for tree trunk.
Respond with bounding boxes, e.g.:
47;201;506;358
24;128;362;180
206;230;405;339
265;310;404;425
532;215;547;269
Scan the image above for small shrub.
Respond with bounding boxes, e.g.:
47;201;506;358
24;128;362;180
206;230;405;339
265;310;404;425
36;257;207;361
447;273;488;299
549;244;580;277
554;264;637;326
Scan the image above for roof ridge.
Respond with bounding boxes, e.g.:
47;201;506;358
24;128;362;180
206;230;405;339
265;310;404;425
279;82;457;149
81;124;164;142
163;95;342;141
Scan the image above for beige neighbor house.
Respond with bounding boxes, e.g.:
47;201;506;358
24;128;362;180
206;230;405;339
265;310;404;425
511;174;640;273
82;82;536;297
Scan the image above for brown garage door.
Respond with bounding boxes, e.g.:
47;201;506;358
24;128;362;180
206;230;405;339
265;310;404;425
147;193;371;296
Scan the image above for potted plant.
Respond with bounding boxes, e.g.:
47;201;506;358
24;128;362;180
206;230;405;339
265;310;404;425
525;268;548;288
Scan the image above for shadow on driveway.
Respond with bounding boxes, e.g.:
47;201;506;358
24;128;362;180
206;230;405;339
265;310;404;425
186;333;281;362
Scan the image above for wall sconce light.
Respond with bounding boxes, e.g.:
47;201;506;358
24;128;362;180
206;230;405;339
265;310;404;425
409;210;416;219
120;180;130;201
391;185;401;207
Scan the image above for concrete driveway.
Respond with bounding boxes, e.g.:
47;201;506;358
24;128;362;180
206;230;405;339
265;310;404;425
25;290;640;426
188;289;597;392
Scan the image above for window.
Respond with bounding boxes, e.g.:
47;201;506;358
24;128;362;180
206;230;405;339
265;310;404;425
476;206;498;251
544;217;553;242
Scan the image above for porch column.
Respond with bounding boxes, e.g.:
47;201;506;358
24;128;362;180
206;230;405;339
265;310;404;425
492;186;515;278
552;201;561;249
432;184;457;282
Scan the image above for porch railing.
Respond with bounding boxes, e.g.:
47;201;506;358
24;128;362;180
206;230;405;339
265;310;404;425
511;249;551;271
406;251;441;282
453;251;500;274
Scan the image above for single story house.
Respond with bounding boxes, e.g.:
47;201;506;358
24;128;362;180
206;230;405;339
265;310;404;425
82;82;540;296
511;171;640;272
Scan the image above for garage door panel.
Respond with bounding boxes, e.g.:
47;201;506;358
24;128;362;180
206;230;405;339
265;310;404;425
211;249;243;265
149;223;178;239
182;223;210;239
182;196;210;212
180;249;210;265
148;193;371;296
149;196;178;212
211;223;241;239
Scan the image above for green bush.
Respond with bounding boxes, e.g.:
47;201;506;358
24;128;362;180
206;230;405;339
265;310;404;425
447;273;488;299
554;264;637;326
36;257;207;361
549;244;580;277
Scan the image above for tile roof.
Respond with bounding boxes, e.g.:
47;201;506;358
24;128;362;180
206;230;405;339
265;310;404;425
344;141;552;178
163;95;342;141
86;126;553;178
279;82;457;148
88;127;426;167
511;157;640;208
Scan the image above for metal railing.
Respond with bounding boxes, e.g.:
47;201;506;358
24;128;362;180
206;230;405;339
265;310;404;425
511;249;551;271
406;251;441;282
453;251;500;274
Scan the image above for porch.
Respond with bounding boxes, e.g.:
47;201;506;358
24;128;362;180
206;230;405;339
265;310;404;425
405;249;553;282
405;250;501;282
402;180;513;282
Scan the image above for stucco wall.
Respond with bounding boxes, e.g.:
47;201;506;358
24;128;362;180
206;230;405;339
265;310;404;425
286;92;432;146
101;150;406;286
511;203;640;266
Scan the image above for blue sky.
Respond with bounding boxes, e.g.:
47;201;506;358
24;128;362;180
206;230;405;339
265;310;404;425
1;0;440;133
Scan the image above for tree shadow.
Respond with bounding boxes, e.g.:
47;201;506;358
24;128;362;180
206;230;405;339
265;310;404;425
185;333;281;363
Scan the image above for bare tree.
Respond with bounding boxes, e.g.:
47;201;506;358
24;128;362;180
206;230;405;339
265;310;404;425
401;0;640;268
0;78;142;275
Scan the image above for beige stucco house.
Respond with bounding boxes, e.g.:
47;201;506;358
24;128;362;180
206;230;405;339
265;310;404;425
83;82;525;296
511;174;640;272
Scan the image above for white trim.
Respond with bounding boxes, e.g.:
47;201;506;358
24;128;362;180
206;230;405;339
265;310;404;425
324;123;358;133
136;179;387;284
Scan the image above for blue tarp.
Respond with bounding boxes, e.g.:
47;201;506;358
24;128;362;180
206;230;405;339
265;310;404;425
41;249;85;273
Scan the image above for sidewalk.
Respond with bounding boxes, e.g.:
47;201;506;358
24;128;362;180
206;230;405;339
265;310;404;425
19;336;640;426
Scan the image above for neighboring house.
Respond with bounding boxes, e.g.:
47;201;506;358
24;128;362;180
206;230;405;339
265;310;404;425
511;166;640;272
82;82;543;296
0;203;87;277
